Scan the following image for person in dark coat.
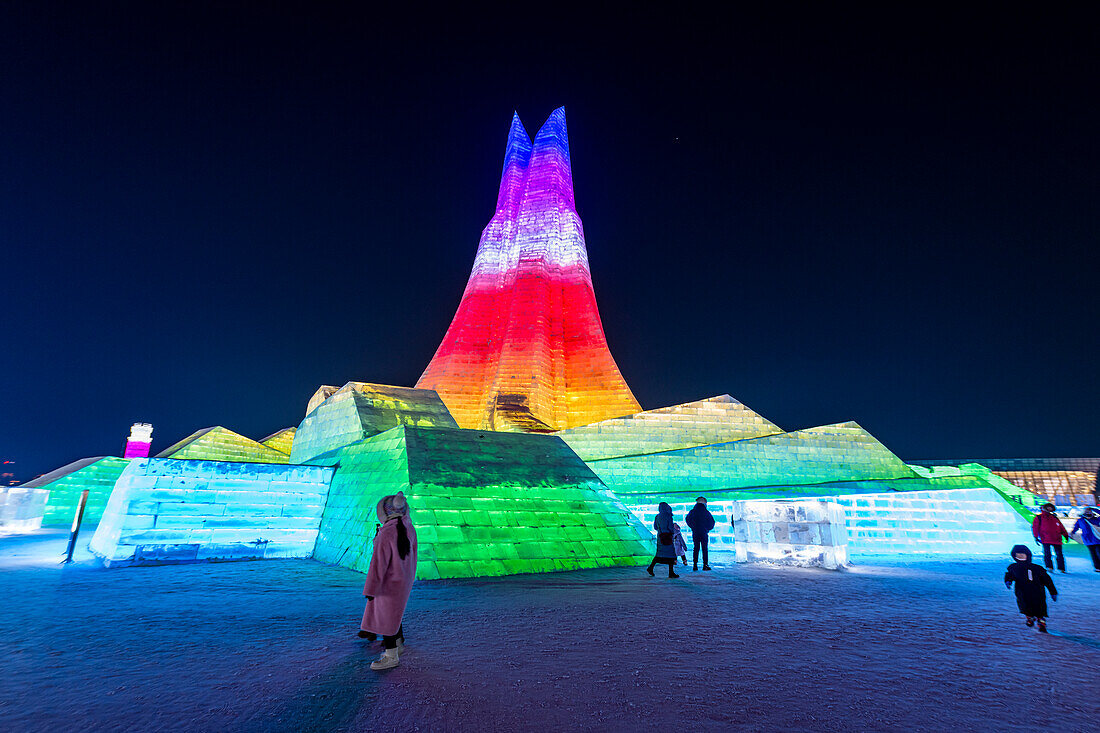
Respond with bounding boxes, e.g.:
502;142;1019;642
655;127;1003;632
646;502;680;578
1004;544;1058;633
685;496;715;571
1070;507;1100;572
1032;502;1069;572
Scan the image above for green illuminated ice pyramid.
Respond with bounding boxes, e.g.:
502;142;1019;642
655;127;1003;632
296;383;653;579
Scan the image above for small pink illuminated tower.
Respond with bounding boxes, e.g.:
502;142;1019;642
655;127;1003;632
123;423;154;458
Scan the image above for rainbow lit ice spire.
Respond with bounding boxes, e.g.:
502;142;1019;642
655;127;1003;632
417;108;641;431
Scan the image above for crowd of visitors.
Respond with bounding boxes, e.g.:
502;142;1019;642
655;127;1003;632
351;492;1099;671
646;497;715;577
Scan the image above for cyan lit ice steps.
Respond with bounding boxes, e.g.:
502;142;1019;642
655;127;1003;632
89;458;335;567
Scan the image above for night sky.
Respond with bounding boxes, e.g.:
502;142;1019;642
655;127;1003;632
2;5;1097;482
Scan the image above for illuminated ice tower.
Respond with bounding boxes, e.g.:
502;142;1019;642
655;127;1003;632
417;107;641;432
123;423;153;458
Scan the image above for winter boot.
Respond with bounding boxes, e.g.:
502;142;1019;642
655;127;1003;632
1037;619;1048;633
646;564;655;576
703;565;712;571
1025;616;1035;627
371;648;400;670
358;630;377;640
668;569;680;578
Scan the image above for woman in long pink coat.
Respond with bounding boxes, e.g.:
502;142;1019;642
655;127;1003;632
358;492;417;670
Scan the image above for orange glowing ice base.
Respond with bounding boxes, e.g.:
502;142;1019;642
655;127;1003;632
418;108;641;432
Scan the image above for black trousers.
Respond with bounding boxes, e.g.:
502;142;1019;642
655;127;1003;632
1042;543;1065;571
648;556;677;575
1088;544;1100;570
383;624;404;650
693;537;709;568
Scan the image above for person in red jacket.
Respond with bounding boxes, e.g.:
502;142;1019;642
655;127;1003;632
1032;502;1069;573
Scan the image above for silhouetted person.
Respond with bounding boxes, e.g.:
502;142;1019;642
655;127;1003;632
685;496;715;571
1070;506;1100;572
1032;502;1069;573
1004;544;1058;633
646;502;680;578
672;521;688;566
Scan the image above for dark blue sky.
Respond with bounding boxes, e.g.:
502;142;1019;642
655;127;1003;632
2;5;1097;481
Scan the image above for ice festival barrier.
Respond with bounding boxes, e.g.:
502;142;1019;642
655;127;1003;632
0;487;49;533
89;458;334;567
626;487;1031;560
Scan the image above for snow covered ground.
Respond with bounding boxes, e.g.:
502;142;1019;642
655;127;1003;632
2;529;1098;732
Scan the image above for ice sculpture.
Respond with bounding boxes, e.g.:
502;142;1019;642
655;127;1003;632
0;488;49;533
10;108;1043;578
731;499;848;569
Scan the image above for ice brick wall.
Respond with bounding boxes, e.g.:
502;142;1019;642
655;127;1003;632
156;427;290;464
0;487;49;533
594;422;917;497
260;427;296;455
291;382;458;464
626;484;1032;560
908;457;1100;508
833;488;1033;556
311;427;411;573
24;456;131;527
89;458;334;567
310;426;653;580
555;395;782;461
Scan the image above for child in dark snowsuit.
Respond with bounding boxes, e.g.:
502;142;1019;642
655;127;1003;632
1004;544;1058;633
